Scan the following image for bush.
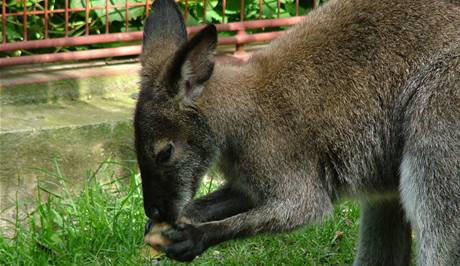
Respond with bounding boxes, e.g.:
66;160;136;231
1;0;325;56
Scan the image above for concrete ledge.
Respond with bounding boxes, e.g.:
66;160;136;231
0;119;136;229
1;62;141;226
1;62;141;105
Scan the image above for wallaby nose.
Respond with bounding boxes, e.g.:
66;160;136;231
144;207;161;235
146;206;161;221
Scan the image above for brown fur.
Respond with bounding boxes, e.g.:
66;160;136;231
136;0;460;264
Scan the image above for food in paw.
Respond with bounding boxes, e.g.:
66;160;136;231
143;222;171;258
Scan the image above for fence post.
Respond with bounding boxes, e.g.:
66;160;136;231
235;0;246;56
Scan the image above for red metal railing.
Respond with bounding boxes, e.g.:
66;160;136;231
1;0;316;67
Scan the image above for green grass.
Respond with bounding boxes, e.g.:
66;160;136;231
0;162;360;265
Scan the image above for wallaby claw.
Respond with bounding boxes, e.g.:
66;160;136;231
163;224;205;262
162;226;186;241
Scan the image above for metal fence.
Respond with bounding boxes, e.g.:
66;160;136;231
1;0;317;67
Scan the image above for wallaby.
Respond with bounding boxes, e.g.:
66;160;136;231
134;0;460;264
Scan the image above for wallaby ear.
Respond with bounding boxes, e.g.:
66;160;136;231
143;0;187;50
166;24;218;105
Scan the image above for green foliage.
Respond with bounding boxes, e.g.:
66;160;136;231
70;0;146;24
0;161;147;265
1;0;327;57
0;161;359;265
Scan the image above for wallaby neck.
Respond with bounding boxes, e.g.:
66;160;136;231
197;62;257;151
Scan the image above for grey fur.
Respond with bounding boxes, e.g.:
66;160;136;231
354;200;412;266
135;0;460;264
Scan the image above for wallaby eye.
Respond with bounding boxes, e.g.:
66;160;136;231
156;142;174;163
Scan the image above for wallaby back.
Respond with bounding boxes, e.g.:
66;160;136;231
197;0;459;197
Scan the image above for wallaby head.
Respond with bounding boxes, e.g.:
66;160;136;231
134;0;219;223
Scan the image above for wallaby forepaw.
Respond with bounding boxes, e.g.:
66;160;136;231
163;224;206;261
